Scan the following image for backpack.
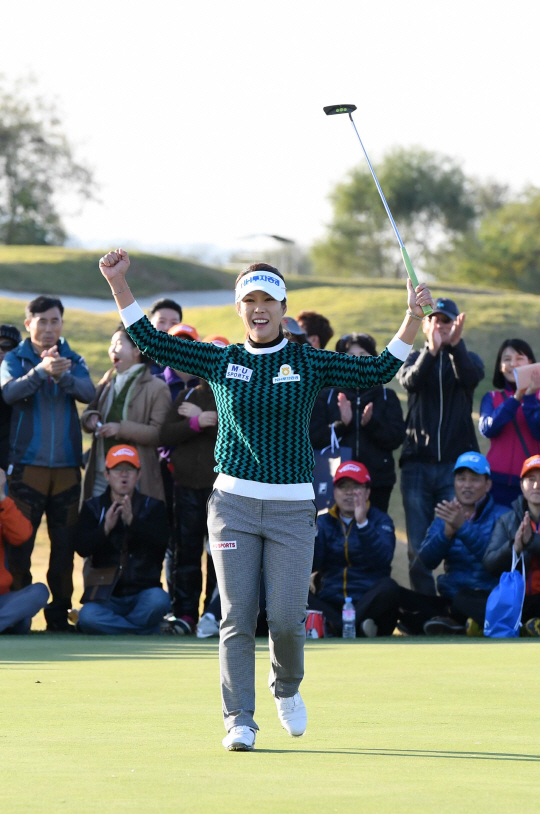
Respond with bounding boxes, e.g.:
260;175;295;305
484;550;525;638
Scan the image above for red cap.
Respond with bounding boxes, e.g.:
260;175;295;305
168;323;200;341
202;334;230;347
521;455;540;479
105;445;141;470
333;461;371;485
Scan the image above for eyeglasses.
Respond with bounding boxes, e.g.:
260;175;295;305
429;314;453;325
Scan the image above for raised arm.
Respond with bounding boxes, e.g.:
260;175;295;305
98;249;219;380
320;280;434;389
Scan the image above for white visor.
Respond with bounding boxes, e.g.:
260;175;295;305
235;271;287;303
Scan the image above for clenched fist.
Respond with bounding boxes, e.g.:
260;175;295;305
99;248;130;282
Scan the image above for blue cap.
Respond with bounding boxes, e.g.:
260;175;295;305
454;452;491;476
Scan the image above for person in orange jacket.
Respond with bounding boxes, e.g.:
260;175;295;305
0;467;49;633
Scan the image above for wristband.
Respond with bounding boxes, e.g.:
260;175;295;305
406;309;423;321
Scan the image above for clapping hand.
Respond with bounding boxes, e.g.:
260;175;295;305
516;369;540;401
104;495;133;535
354;488;369;526
337;392;352;426
361;402;373;426
425;318;442;356
178;402;203;418
514;511;533;555
40;347;71;378
449;313;466;347
435;498;466;538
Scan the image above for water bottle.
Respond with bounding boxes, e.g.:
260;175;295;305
342;597;356;639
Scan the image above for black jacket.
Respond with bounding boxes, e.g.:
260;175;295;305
483;495;540;582
309;385;405;488
398;340;484;466
75;488;168;598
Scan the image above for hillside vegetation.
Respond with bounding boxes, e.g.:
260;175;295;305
0;246;238;297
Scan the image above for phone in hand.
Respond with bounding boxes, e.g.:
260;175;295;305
514;362;540;391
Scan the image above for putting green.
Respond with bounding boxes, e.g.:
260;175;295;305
1;637;538;813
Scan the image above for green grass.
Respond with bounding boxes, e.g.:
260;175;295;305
0;246;238;297
1;636;538;813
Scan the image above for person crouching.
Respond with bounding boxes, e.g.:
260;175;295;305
75;445;170;634
309;461;399;637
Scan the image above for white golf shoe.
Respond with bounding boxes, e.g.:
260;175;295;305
222;726;256;751
275;692;307;737
196;613;220;639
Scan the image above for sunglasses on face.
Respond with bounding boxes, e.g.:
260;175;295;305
429;314;453;325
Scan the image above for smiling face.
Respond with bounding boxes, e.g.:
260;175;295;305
236;289;287;343
500;346;532;384
521;469;540;510
25;307;63;352
454;468;491;509
108;330;141;373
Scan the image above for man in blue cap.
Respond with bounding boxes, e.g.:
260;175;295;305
398;297;485;595
409;452;507;634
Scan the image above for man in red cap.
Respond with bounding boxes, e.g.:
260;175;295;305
74;445;170;634
484;454;540;635
308;461;400;637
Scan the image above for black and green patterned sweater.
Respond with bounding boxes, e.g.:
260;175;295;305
124;308;408;497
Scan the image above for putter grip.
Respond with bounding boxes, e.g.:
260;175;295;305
401;247;432;316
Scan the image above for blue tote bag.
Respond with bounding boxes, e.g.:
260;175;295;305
312;425;352;512
484;550;526;638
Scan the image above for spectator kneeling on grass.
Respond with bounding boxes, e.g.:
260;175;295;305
483;455;540;637
309;461;400;638
0;467;49;634
406;453;507;636
75;445;170;635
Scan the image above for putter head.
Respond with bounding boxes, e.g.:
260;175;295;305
323;104;357;116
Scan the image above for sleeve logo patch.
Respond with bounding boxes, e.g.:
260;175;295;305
273;364;300;384
210;540;237;550
226;363;253;382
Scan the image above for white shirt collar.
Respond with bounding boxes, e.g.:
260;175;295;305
243;337;288;355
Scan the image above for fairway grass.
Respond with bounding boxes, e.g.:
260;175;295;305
1;637;538;814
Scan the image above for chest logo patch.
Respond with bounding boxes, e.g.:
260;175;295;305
226;363;253;382
273;364;301;384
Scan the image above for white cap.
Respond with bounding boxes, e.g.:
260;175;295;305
235;271;286;303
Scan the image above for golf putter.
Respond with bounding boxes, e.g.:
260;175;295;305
323;104;432;316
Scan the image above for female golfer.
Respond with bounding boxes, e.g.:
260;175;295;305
99;250;434;751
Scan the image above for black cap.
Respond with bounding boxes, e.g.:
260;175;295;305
0;324;22;347
432;297;459;320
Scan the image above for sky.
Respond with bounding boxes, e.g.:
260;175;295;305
1;0;539;259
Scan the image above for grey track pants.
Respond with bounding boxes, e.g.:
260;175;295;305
207;489;317;732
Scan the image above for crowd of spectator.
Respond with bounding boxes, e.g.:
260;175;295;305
1;287;540;639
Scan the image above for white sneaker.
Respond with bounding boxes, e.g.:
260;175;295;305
275;692;307;737
196;613;220;639
222;726;256;751
361;618;378;638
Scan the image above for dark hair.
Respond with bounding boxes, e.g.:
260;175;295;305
112;324;150;365
26;295;64;319
335;332;377;356
296;311;334;349
149;298;183;321
493;339;536;389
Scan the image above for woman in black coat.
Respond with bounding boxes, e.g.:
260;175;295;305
309;333;406;512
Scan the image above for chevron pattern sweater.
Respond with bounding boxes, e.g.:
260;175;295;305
123;307;408;499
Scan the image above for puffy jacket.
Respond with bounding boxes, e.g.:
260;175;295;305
419;494;506;597
479;387;540;486
483;495;540;594
0;337;95;468
398;340;484;465
313;504;395;603
309;385;405;488
159;380;218;490
0;496;33;595
75;487;168;599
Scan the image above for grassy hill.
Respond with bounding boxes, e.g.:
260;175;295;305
0;246;238;297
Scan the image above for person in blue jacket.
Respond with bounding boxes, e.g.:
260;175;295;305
0;295;95;631
309;460;400;637
402;452;508;635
